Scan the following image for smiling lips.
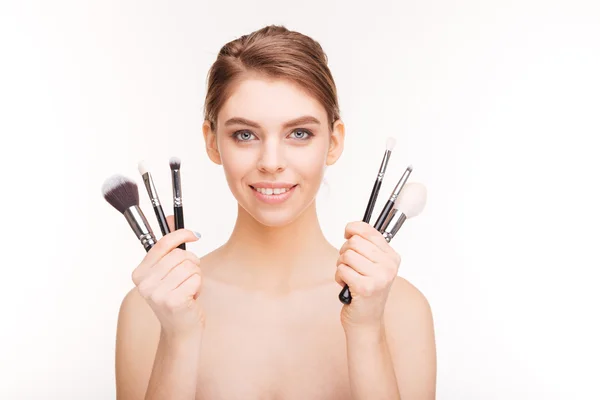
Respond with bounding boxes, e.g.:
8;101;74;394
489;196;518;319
250;182;298;203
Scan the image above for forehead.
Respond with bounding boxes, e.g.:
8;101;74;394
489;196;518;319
218;77;327;126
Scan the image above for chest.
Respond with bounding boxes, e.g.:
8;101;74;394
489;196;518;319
194;288;352;400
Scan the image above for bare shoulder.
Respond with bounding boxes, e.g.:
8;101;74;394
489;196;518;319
115;286;161;399
384;276;435;343
117;286;160;335
385;276;433;319
383;277;437;399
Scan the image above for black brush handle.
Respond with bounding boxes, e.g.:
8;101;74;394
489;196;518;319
174;206;185;250
362;179;382;224
153;205;170;237
373;200;395;232
339;285;352;304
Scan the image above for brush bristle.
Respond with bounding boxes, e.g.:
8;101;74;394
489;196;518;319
169;157;181;170
386;137;396;151
138;160;149;176
396;182;427;218
102;174;139;213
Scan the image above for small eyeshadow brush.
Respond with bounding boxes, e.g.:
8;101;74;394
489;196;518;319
170;156;185;250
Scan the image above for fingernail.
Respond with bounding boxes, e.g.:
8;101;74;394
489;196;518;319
193;231;202;239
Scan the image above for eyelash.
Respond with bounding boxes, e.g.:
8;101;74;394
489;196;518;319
231;129;314;143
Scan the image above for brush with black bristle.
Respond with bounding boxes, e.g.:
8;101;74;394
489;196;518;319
170;156;185;250
102;174;157;252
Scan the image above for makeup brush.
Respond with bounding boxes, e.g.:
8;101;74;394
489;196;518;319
339;164;414;305
170;156;185;250
362;137;396;224
373;164;413;231
102;174;157;252
138;160;170;237
382;182;427;242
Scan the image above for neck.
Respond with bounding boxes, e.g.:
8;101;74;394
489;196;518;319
218;201;336;293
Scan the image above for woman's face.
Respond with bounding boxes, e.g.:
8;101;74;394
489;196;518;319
203;76;344;227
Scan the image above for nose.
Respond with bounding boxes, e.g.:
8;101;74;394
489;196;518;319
256;138;286;174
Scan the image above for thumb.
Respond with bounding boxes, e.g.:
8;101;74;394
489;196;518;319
166;215;176;232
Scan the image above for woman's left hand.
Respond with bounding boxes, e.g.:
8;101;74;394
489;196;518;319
335;221;401;330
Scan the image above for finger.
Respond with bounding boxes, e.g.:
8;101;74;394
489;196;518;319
344;221;393;254
138;228;200;271
337;249;376;276
335;271;345;287
335;263;365;289
336;263;377;297
172;273;203;301
166;215;175;232
339;235;383;263
153;272;202;311
154;260;200;293
135;248;200;289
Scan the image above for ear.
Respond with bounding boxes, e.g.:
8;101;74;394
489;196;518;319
203;120;222;165
326;119;345;166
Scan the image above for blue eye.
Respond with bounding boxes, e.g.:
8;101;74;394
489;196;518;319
233;130;256;142
290;129;314;140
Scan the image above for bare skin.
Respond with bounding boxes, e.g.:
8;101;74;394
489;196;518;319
116;212;435;400
115;76;436;399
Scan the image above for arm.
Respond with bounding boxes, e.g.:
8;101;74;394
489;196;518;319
115;287;202;400
344;277;436;400
345;323;401;400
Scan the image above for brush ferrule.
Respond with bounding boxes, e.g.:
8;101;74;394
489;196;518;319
377;150;392;181
171;169;182;200
142;173;161;207
387;213;407;239
389;166;413;202
124;205;157;251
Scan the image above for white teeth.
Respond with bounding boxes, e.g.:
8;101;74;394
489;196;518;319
254;186;292;195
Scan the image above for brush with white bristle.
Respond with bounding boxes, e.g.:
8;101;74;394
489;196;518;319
362;137;397;224
169;156;185;250
102;174;157;252
382;182;427;242
138;160;170;237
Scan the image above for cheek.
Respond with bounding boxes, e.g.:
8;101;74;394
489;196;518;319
218;140;254;186
292;140;329;182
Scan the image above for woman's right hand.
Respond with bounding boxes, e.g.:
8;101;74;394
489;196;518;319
131;215;204;339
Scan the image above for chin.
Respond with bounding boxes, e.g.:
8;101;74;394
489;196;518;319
238;204;300;227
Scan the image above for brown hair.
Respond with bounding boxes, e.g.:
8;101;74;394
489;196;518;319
203;25;341;132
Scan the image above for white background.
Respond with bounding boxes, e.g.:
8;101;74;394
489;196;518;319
1;0;599;398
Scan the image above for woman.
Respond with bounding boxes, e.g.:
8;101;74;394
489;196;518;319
115;24;436;400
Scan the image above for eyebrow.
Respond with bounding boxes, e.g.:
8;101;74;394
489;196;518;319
224;115;321;129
